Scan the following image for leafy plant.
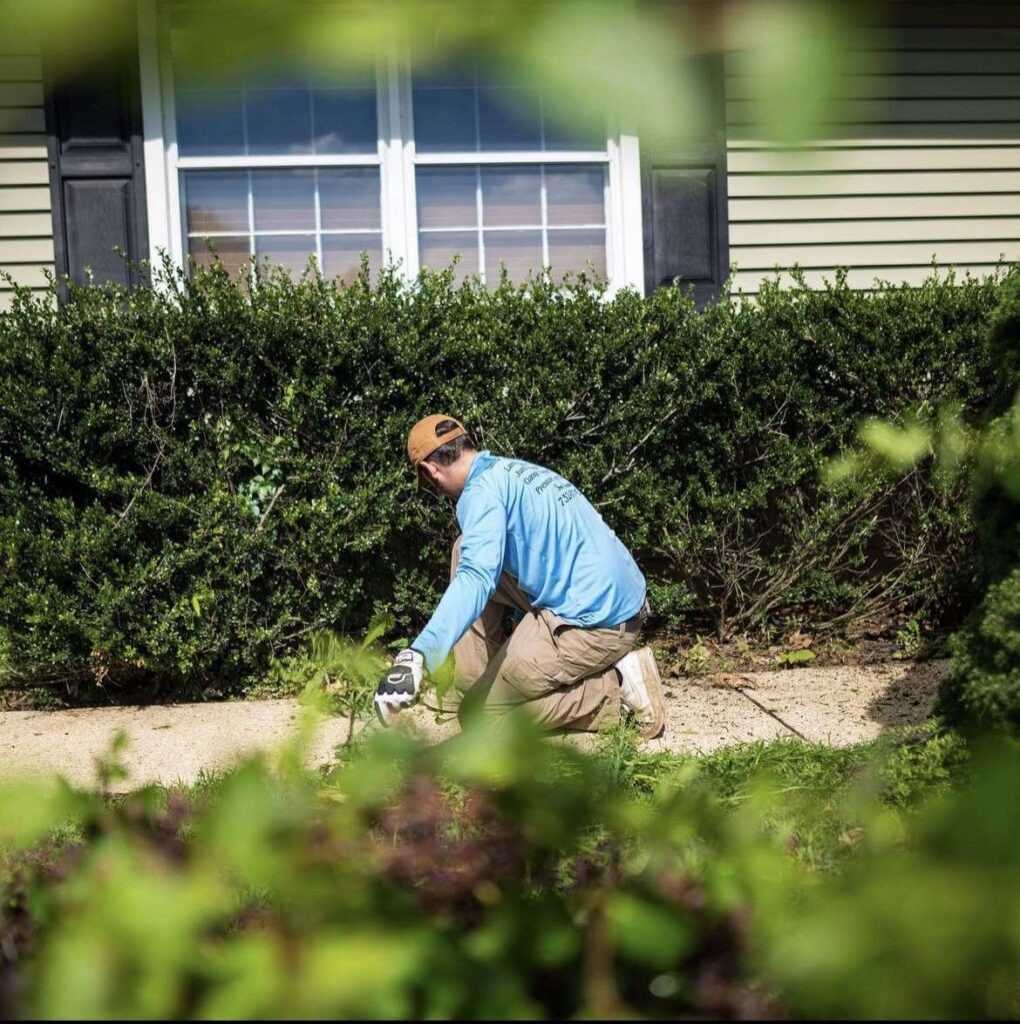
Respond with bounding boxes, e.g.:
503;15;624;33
2;710;1017;1020
776;648;817;668
679;636;712;676
894;616;926;660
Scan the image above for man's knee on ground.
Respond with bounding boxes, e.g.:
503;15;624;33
454;682;507;727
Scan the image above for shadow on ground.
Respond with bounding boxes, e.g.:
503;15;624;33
864;659;950;729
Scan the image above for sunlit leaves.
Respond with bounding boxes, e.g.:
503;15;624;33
2;0;882;145
725;0;879;142
826;396;1020;502
0;775;90;849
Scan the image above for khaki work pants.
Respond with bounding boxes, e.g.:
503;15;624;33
448;536;644;731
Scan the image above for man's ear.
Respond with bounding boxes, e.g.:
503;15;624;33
418;460;440;488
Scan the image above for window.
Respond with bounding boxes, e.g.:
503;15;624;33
416;165;607;285
412;62;609;285
181;167;382;281
140;8;644;291
168;23;383;283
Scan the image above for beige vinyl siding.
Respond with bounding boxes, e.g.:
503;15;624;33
726;15;1020;293
0;44;53;309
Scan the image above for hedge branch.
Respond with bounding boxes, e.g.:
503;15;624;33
600;404;682;485
255;483;286;534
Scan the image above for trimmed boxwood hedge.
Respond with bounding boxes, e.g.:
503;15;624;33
0;261;1006;699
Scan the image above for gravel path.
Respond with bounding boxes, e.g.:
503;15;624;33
0;660;950;791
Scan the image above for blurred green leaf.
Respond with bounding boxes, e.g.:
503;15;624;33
606;892;694;970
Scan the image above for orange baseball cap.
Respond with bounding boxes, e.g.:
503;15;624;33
407;414;467;467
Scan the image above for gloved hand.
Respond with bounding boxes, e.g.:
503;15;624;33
374;648;424;725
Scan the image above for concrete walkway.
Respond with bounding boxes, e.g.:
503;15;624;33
0;660;949;791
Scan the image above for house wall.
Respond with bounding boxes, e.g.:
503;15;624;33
725;21;1020;293
5;8;1020;304
0;36;54;310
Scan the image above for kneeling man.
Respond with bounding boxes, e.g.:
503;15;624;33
374;415;665;737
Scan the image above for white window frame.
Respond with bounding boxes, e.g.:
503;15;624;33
137;0;645;293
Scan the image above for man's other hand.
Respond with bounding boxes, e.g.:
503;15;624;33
374;648;424;725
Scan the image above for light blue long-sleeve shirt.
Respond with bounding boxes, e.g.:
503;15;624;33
412;451;646;674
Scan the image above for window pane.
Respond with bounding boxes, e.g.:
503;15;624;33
246;88;314;155
172;25;378;157
313;88;377;154
189;235;250;278
542;110;606;151
481;167;540;227
169;26;249;91
417;168;477;229
322;234;381;284
319;168;381;231
419;231;478;283
546;166;606;226
484;231;542;285
176;90;245;156
183;171;248;234
548;228;606;278
255;234;317;276
412;85;476;153
417;163;607;288
252;170;315;231
412;61;605;154
477;87;541;151
413;66;475;89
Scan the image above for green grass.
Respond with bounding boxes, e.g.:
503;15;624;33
588;720;969;872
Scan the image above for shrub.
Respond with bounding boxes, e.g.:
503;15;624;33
941;271;1020;734
0;721;777;1020
985;267;1020;416
941;567;1020;733
0;262;1005;700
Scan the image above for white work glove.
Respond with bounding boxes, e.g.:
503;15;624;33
374;648;424;726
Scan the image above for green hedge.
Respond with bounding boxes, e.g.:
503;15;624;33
0;262;1004;699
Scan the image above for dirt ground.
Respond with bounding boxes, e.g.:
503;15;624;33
0;659;950;792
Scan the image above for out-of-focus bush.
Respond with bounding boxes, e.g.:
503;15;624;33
0;720;778;1020
0;262;1004;701
940;269;1020;732
943;567;1020;734
755;744;1020;1020
0;716;1017;1020
830;267;1020;734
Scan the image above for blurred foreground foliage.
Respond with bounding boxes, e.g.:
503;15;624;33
0;712;1015;1020
1;261;1009;703
0;0;880;151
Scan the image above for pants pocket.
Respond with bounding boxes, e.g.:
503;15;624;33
550;620;631;686
494;612;560;701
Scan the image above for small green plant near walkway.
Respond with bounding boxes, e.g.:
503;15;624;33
775;647;817;668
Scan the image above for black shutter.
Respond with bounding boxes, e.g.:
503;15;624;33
44;49;148;294
642;150;729;306
641;58;729;306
